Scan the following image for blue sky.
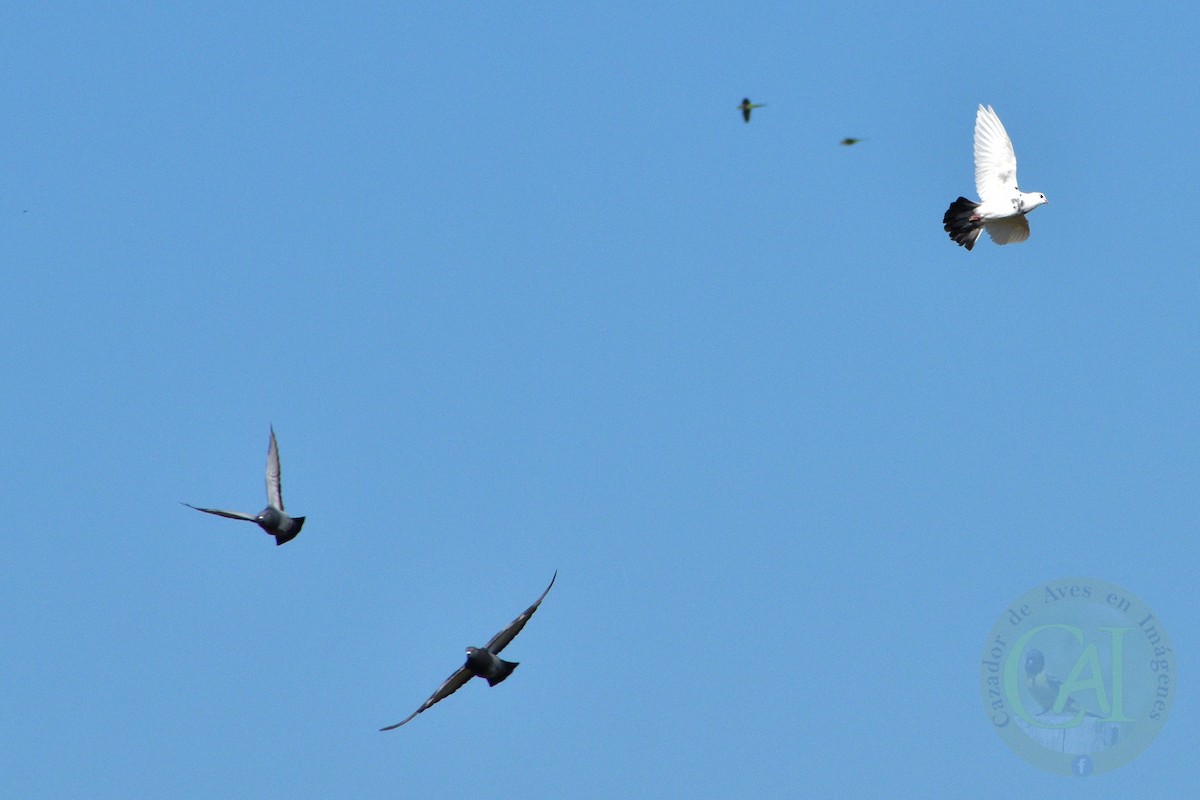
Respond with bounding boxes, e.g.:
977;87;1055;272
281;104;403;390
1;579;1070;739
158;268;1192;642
2;3;1197;797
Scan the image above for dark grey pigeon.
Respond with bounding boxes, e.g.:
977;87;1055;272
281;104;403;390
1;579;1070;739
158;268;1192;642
380;571;557;731
184;426;305;546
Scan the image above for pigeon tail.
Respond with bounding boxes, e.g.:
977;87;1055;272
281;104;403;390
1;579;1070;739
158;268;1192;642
273;517;305;546
943;197;983;250
486;659;519;686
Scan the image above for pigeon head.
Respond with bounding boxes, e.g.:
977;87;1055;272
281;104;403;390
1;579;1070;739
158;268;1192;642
1024;649;1045;677
464;646;490;670
1017;191;1048;214
256;506;283;528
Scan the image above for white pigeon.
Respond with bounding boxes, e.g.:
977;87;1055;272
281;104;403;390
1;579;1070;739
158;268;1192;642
943;104;1047;250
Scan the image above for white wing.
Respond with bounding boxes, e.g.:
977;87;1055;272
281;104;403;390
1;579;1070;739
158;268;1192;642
983;216;1030;245
265;426;283;510
974;105;1019;202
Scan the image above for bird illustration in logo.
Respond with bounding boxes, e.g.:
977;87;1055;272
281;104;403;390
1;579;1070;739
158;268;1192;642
380;571;557;730
1024;649;1095;716
738;98;765;123
184;426;306;546
943;104;1047;250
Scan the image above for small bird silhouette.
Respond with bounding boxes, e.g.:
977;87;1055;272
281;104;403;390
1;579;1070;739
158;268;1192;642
380;572;557;730
738;98;765;123
184;426;305;546
839;137;865;146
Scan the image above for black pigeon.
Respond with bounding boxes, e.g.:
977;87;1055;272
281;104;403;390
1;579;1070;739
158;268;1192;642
380;571;557;730
839;137;864;146
184;426;305;546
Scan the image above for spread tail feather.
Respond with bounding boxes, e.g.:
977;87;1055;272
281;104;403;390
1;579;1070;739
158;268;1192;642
274;517;305;546
486;659;519;686
943;197;982;250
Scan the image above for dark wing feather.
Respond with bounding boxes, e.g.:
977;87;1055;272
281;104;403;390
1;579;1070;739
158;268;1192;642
265;426;283;510
485;571;557;655
182;503;256;522
379;666;473;731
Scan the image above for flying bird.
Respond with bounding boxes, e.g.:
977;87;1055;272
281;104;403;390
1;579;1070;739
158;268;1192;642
839;137;864;146
1024;649;1093;716
943;104;1047;250
380;571;557;731
184;426;306;546
738;98;765;123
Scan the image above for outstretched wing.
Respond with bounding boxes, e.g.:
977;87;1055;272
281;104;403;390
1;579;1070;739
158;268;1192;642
182;503;256;522
974;105;1019;202
485;571;557;655
379;666;473;731
265;426;283;510
983;216;1030;245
